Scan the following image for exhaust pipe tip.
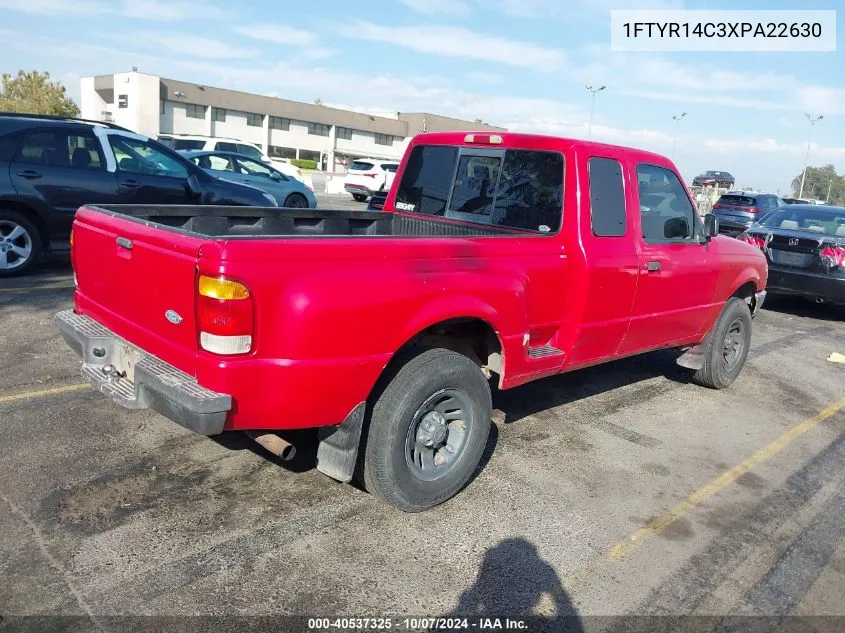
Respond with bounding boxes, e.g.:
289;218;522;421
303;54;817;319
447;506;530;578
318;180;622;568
245;431;297;462
815;297;825;304
278;443;296;461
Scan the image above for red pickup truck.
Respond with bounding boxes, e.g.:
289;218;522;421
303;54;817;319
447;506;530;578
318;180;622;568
56;132;767;512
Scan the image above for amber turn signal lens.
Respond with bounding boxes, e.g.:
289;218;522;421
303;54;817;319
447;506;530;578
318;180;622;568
197;275;250;300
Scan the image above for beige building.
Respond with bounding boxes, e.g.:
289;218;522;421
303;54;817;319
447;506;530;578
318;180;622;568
80;71;506;171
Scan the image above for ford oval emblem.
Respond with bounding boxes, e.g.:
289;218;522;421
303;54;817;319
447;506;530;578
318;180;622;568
165;310;183;325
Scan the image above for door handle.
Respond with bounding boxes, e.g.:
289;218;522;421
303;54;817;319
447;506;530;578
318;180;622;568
645;261;662;272
121;180;142;189
16;170;42;180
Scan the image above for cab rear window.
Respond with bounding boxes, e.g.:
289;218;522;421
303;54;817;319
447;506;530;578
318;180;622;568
718;195;756;206
395;144;564;233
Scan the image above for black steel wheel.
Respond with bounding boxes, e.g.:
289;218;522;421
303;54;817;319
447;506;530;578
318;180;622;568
692;297;752;389
362;348;492;512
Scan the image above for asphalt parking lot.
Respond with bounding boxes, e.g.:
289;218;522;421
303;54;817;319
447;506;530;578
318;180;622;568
2;199;844;632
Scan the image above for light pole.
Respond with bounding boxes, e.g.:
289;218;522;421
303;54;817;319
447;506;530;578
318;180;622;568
798;113;823;198
586;84;606;138
671;112;687;160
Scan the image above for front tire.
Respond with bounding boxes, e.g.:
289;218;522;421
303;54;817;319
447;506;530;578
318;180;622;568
0;210;42;277
352;193;367;203
691;297;752;389
362;348;492;512
283;193;308;208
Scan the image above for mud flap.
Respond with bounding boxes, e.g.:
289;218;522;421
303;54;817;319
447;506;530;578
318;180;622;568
316;402;366;483
676;330;713;371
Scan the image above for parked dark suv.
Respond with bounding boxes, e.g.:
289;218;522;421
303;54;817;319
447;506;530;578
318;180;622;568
0;113;278;276
712;192;786;236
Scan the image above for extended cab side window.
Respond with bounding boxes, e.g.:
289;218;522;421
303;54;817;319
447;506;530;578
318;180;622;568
589;157;626;236
636;164;697;243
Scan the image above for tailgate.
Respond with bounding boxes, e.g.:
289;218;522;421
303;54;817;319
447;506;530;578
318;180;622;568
72;207;205;376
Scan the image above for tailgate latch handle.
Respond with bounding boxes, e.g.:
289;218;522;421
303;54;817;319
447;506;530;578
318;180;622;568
116;237;133;250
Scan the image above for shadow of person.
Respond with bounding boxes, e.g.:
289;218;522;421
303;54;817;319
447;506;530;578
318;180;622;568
436;538;584;633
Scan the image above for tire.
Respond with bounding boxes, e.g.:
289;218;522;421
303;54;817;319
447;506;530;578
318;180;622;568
362;348;492;512
352;193;367;203
0;210;42;278
691;297;753;389
283;193;308;208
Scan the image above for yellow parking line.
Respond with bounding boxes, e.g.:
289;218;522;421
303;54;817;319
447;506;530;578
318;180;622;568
0;283;76;293
0;383;89;405
608;396;845;562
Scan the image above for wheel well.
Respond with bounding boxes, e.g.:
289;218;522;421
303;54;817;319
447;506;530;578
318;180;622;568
731;281;758;311
0;201;49;245
396;318;503;380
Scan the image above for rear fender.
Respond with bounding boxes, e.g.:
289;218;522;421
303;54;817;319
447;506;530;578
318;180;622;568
397;294;511;361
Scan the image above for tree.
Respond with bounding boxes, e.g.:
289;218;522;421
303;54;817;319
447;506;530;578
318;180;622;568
0;70;79;117
791;164;845;204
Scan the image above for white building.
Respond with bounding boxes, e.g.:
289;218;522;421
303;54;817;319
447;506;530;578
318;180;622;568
80;70;506;172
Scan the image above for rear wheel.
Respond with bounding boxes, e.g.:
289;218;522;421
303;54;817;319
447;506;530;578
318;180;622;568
691;297;752;389
352;193;367;203
362;348;492;512
0;210;41;277
283;193;308;208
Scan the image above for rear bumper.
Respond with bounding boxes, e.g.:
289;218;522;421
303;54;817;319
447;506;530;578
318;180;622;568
714;213;754;236
767;267;845;304
55;310;231;435
344;183;377;196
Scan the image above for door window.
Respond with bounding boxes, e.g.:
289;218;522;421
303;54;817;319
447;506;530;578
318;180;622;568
15;130;104;169
589;157;626;236
192;154;236;172
109;135;188;178
636;164;697;243
236;144;264;160
237;157;274;178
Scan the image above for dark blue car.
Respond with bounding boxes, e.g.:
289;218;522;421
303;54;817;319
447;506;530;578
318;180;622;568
181;150;317;209
0;113;278;276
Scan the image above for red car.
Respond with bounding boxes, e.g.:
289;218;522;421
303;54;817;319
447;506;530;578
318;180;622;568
56;132;768;511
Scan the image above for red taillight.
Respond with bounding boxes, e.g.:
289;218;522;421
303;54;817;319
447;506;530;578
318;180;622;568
69;227;77;287
747;207;761;214
713;204;723;210
821;246;845;269
362;173;376;178
738;233;766;249
196;275;253;355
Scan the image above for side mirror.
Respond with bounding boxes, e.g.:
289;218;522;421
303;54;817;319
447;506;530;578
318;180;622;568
186;174;204;200
270;172;282;181
703;213;719;238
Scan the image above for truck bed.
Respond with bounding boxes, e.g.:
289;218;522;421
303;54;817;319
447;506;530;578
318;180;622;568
86;205;518;239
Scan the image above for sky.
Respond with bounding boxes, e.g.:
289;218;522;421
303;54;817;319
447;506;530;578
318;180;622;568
0;0;843;195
